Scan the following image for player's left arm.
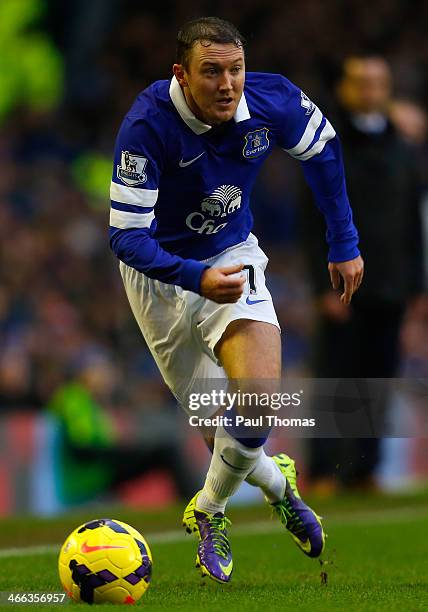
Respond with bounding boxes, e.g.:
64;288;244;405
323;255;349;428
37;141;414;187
277;78;363;304
299;138;364;304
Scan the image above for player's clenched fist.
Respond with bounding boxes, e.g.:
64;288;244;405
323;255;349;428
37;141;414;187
200;264;245;303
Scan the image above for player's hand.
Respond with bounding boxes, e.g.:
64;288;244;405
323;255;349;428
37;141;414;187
200;264;245;304
328;255;364;305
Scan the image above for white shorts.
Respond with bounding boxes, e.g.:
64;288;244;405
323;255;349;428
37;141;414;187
119;233;280;416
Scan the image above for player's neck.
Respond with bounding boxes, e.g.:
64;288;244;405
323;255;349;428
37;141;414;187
182;87;218;127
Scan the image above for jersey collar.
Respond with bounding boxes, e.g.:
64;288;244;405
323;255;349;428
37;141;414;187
169;76;250;134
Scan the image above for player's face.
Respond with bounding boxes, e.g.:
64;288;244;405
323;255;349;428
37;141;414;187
174;42;245;126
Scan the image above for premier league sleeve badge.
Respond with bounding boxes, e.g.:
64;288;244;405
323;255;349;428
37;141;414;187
117;151;148;186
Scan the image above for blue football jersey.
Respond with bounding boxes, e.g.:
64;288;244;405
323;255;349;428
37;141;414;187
110;72;359;293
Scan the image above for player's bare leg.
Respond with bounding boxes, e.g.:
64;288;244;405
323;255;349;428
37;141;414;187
199;319;282;512
184;320;324;581
216;319;281;379
199;320;286;507
183;320;282;582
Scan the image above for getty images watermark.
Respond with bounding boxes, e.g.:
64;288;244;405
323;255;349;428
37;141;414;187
182;378;428;437
186;388;316;429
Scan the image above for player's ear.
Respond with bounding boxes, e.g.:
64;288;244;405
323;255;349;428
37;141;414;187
173;64;188;87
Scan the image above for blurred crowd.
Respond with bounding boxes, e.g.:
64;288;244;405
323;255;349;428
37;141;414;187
1;0;427;427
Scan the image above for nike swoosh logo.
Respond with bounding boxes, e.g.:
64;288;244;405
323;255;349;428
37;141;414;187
179;152;205;167
218;559;233;576
80;541;127;554
246;297;268;305
220;454;247;471
290;534;312;553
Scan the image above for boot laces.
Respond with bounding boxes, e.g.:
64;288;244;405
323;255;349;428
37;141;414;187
274;498;306;538
205;516;231;559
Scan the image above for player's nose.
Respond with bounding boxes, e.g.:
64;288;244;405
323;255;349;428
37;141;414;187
218;71;233;91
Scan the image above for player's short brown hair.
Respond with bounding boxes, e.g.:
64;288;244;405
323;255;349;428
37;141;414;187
177;17;245;69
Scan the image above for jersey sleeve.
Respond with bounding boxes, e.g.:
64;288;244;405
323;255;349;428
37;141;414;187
276;78;360;262
109;114;208;292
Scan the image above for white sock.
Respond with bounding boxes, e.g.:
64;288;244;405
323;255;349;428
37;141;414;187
246;449;286;503
197;425;263;515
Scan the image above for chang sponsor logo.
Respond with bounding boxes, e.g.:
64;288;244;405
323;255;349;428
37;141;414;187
186;185;242;235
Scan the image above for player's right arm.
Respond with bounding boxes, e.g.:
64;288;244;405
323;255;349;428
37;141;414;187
110;114;243;303
110;114;208;293
200;265;245;303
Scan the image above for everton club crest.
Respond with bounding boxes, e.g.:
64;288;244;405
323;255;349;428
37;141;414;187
243;128;270;160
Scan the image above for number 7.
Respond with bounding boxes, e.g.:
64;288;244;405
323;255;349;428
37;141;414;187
243;265;257;294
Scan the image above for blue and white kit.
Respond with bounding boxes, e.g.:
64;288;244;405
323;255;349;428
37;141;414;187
110;73;360;412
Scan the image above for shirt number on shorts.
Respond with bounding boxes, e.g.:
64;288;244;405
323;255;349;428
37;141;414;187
243;264;257;294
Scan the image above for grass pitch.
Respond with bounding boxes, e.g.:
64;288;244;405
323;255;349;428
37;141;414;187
0;492;427;611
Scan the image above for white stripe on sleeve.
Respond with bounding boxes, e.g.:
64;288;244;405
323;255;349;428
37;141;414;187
110;182;158;207
110;208;155;229
284;107;323;158
295;120;336;161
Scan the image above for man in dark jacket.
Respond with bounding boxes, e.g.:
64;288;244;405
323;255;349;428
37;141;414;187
303;56;424;491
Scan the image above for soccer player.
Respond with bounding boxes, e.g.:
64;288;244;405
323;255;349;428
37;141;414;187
109;17;364;583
